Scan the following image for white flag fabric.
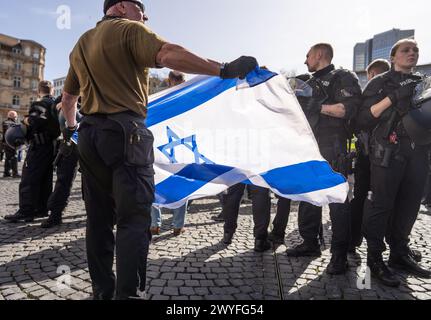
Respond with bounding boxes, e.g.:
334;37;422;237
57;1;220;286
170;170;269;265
147;68;348;209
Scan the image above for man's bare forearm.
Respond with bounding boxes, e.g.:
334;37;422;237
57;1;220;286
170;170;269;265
157;43;221;76
62;92;79;128
321;103;346;118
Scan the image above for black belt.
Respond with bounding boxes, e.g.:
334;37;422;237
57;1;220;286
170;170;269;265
84;110;144;119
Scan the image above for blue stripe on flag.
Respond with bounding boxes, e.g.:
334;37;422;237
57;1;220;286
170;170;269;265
146;68;277;128
155;160;346;205
155;164;234;204
259;161;346;194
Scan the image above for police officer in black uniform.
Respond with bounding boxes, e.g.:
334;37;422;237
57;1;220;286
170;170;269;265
284;43;362;275
222;184;272;252
358;39;431;287
2;111;20;178
349;59;391;254
4;81;60;223
40;96;81;228
60;0;258;300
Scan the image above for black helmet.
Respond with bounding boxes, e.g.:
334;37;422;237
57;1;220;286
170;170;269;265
5;124;27;149
402;77;431;146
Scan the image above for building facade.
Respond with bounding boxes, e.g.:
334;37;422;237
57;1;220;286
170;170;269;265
353;28;415;72
53;76;66;97
0;33;45;123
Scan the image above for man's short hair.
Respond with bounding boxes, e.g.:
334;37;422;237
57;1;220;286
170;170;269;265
311;43;334;61
168;71;185;83
38;80;53;95
366;59;391;74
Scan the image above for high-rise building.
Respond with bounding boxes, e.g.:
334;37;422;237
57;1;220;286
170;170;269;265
0;33;45;123
353;28;415;72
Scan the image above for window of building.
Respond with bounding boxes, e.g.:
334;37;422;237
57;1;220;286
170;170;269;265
15;61;22;71
32;64;38;76
24;47;31;56
13;77;21;88
31;80;37;90
29;97;35;105
12;47;22;54
33;49;40;59
12;95;20;106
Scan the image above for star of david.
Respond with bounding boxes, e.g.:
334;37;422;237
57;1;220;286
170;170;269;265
158;126;214;165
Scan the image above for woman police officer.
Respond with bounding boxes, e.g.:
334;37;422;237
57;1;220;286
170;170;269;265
358;39;431;287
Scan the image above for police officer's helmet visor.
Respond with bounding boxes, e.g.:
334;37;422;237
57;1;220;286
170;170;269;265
413;77;431;105
288;78;313;98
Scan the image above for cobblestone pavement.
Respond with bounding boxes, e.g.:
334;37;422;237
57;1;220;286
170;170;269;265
0;166;430;300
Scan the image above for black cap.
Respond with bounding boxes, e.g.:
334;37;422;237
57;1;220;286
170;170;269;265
104;0;144;15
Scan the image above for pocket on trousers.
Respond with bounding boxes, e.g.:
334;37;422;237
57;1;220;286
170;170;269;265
126;122;155;167
136;166;155;205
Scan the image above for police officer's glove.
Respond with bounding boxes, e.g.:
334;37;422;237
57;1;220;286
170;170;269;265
220;56;258;80
62;125;78;144
387;81;418;106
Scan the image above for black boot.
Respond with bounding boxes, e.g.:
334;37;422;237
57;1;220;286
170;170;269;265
388;254;431;278
40;215;63;229
368;256;400;287
408;248;422;263
212;213;225;222
268;232;285;245
286;241;321;257
4;211;34;223
254;239;271;253
327;253;348;275
223;232;234;245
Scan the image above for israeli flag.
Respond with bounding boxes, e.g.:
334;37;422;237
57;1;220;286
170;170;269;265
148;68;348;209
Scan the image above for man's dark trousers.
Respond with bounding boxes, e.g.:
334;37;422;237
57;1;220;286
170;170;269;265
297;136;351;254
223;184;271;240
4;147;18;176
19;143;54;216
47;146;80;220
78;115;154;300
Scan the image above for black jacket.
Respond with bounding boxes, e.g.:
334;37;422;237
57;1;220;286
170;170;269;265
27;95;61;140
308;64;362;138
357;69;422;135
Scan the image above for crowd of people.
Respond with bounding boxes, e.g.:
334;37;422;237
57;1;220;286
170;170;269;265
1;0;430;299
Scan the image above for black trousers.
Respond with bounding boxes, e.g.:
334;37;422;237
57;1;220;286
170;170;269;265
349;152;371;248
47;146;79;219
19;143;54;216
297;136;351;254
4;147;18;176
271;196;292;238
363;139;429;257
78;115;154;300
223;184;271;240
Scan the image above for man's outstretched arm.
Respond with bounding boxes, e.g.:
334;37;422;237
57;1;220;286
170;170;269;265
156;43;258;79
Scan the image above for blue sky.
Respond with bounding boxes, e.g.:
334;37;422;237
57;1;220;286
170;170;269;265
1;0;430;81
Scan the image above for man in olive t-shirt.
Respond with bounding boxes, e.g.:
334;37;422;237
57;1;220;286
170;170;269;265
61;0;258;300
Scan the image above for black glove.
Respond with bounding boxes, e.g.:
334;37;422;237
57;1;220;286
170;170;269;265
62;125;78;143
387;81;418;105
220;56;258;80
